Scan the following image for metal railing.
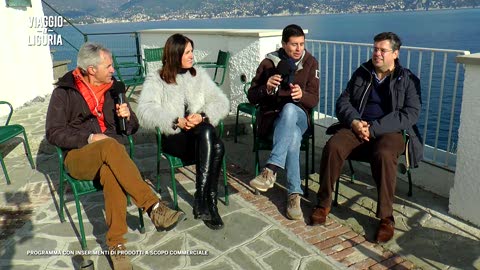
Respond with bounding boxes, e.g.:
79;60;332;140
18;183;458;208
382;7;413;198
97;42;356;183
42;0;142;73
306;39;470;171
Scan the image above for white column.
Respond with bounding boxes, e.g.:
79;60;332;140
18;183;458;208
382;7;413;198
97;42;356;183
449;53;480;226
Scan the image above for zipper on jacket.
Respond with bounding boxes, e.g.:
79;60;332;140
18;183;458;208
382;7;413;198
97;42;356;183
358;64;373;114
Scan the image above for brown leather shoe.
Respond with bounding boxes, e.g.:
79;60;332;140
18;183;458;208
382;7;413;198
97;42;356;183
376;218;395;243
310;206;330;226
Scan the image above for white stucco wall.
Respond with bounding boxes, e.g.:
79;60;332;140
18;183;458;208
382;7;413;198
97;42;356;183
449;53;480;226
138;29;300;112
0;0;54;112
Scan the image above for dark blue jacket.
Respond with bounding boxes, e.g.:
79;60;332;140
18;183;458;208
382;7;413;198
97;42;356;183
335;60;423;167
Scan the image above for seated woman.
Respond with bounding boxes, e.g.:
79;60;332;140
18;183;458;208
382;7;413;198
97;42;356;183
138;33;230;230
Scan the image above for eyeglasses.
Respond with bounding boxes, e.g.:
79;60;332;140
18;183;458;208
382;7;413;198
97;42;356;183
371;47;394;55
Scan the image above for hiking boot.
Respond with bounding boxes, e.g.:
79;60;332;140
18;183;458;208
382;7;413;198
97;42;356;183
286;193;303;220
149;201;186;231
249;168;277;192
109;243;132;270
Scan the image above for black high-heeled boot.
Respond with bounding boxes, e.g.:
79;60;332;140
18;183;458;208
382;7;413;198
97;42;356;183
192;154;210;221
204;191;224;230
193;189;210;220
192;123;217;221
203;138;225;230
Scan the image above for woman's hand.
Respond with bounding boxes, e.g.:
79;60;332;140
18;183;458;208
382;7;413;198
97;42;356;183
185;113;203;130
176;117;188;130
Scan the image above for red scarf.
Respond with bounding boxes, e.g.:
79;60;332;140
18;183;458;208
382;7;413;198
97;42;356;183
73;68;113;132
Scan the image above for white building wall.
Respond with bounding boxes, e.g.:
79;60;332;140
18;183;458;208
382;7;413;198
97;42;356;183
449;53;480;226
0;0;54;112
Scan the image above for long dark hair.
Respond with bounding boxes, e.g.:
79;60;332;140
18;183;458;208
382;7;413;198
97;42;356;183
160;33;196;84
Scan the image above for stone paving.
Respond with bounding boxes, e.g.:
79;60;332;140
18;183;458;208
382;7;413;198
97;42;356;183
1;95;479;270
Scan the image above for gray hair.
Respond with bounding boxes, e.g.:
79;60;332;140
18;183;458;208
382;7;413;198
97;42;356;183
77;42;111;71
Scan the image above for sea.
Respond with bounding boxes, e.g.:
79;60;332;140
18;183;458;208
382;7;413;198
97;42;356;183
51;8;480;155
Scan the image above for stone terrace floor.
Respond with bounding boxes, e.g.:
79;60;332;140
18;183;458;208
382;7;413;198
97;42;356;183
0;94;479;269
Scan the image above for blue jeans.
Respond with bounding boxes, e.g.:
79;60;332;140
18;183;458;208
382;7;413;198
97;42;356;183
267;103;308;195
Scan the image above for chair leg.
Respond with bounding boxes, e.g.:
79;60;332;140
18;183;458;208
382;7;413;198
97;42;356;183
22;130;35;169
0;154;11;185
59;178;66;222
254;149;260;176
311;135;315;175
222;156;229;206
333;178;340;207
74;194;88;250
234;108;240;143
138;208;145;234
156;153;162;193
348;159;355;183
127;85;137;100
170;165;178;210
407;169;413;197
304;146;309;197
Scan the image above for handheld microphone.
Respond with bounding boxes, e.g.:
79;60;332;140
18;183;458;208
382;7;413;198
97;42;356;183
117;91;127;133
276;59;294;89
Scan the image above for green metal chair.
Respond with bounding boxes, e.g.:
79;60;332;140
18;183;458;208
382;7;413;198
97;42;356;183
0;101;35;184
112;54;145;100
55;135;145;250
156;121;229;210
234;81;258;143
333;130;413;206
196;50;230;86
143;47;164;75
252;107;316;196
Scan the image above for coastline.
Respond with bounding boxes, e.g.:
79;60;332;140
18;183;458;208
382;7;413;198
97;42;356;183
72;6;480;26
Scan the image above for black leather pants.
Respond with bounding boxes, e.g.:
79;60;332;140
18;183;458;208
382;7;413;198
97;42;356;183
161;122;224;229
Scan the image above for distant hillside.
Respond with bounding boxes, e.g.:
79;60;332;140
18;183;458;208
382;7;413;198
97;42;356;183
41;0;480;23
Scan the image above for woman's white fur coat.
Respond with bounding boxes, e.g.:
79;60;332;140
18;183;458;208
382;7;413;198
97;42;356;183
137;67;230;136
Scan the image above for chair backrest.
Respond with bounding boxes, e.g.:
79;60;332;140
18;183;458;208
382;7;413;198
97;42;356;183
144;48;164;62
0;101;14;126
216;50;230;67
213;51;230;86
112;54;144;82
144;47;164;74
242;81;252;96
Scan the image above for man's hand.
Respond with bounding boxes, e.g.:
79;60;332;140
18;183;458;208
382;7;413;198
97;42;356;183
88;133;110;144
290;83;303;101
351;119;370;141
185;113;203;130
266;74;282;94
116;103;131;121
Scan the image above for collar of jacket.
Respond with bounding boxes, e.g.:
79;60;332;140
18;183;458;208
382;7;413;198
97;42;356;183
360;59;404;81
266;49;307;71
55;70;122;92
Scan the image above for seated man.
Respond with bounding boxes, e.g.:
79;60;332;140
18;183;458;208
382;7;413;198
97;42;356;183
310;32;423;243
46;42;185;269
248;24;319;220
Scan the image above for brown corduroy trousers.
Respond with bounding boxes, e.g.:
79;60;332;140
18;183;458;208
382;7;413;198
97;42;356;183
317;128;404;218
64;138;159;247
